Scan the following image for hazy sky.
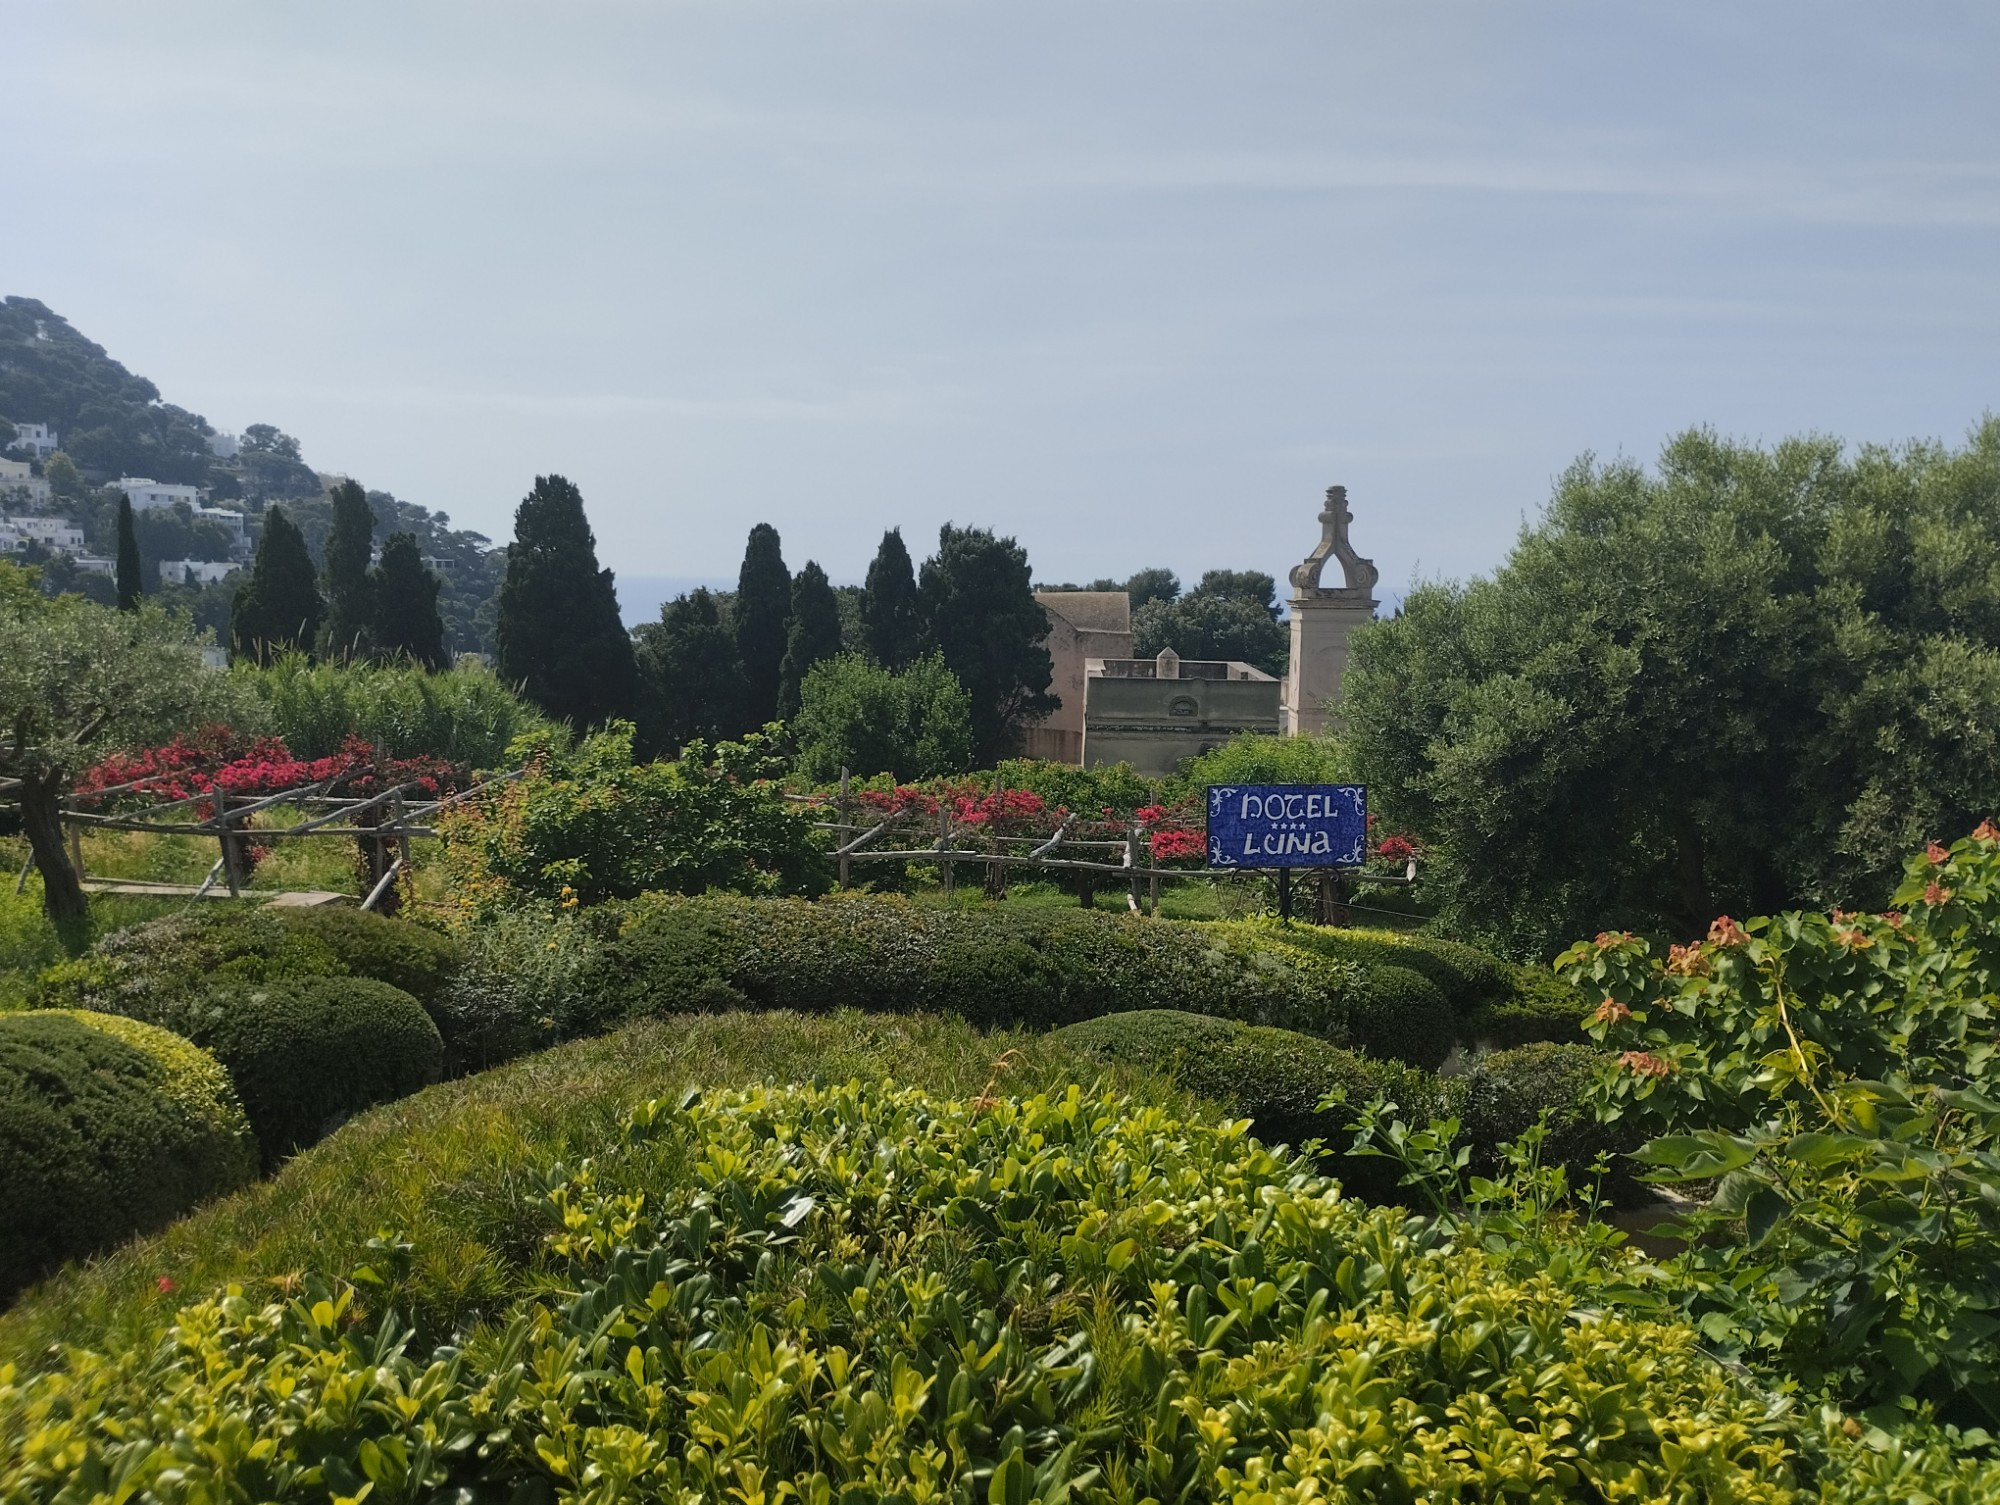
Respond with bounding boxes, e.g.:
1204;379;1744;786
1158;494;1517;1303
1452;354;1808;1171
8;3;1997;607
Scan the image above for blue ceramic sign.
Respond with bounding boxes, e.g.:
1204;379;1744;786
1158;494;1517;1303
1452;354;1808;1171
1205;783;1367;868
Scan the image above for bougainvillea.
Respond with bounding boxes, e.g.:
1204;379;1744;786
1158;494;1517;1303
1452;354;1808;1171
76;731;465;814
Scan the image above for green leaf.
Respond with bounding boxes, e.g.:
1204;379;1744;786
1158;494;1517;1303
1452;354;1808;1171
1633;1133;1756;1182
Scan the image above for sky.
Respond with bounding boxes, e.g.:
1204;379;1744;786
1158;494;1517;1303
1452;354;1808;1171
6;3;1998;617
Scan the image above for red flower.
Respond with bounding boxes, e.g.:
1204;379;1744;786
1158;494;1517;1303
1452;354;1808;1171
155;1276;174;1293
1374;835;1415;861
1707;916;1748;948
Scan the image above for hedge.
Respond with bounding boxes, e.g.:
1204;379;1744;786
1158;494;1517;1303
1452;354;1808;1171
1051;1009;1449;1201
187;979;445;1165
0;1080;1857;1502
1460;1041;1648;1206
584;892;1370;1046
35;904;463;1039
0;1010;256;1300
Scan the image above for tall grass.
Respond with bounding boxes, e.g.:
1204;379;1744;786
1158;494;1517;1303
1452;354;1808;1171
0;1010;1198;1360
236;655;548;766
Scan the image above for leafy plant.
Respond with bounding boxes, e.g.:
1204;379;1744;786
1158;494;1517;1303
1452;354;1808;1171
1562;825;2000;1427
435;721;830;916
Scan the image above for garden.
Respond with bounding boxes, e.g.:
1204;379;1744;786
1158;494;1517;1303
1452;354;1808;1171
7;516;2000;1503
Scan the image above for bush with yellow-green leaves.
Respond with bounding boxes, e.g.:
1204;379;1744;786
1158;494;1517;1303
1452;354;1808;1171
5;1078;1990;1502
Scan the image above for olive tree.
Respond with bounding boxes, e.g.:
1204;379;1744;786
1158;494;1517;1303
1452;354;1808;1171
0;565;259;920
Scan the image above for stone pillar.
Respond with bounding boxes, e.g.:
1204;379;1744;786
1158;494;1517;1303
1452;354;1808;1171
1283;485;1378;736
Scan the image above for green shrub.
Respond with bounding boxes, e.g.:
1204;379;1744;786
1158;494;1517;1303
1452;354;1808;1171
430;907;614;1071
239;654;546;766
1053;1008;1449;1202
1341;961;1456;1070
189;979;444;1164
269;905;462;1006
1463;964;1594;1047
36;904;462;1036
0;1010;255;1299
1258;921;1506;1008
592;892;1361;1040
0;1080;1826;1502
1459;1042;1645;1206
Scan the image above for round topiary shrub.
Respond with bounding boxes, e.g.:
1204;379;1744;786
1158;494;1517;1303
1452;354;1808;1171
1463;967;1594;1048
1459;1041;1646;1205
1053;1008;1449;1204
34;907;340;1030
1341;963;1457;1070
184;978;445;1165
270;906;464;1006
0;1009;256;1299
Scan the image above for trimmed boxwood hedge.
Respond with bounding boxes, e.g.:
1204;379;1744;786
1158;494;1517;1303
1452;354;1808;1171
35;904;464;1040
586;893;1367;1044
186;979;446;1165
1052;1009;1449;1201
0;1010;256;1299
1460;1041;1647;1206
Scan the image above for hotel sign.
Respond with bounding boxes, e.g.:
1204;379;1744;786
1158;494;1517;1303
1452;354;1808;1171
1205;784;1367;868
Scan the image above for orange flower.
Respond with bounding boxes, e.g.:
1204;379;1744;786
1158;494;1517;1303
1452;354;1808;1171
1923;883;1954;907
1708;915;1748;948
1928;841;1951;865
1594;930;1633;950
1973;818;2000;843
1618;1050;1672;1078
1881;910;1906;930
1834;926;1873;950
1665;942;1706;976
1591;998;1633;1026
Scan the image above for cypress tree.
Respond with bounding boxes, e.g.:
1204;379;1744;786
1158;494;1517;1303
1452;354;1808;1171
493;474;638;730
114;493;143;612
320;478;376;660
230;506;322;664
776;561;843;719
635;587;746;754
733;523;791;730
860;526;922;669
917;524;1058;765
371;532;447;669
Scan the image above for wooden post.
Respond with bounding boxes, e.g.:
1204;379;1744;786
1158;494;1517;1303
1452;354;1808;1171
837;767;851;890
14;847;34;895
938;804;954;898
218;791;242;899
1277;866;1293;923
1126;821;1142;914
984;774;1006;902
67;820;85;884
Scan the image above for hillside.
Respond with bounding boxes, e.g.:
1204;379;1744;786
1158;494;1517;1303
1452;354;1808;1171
0;295;506;654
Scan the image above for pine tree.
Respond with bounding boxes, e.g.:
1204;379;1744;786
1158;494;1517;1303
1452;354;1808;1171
733;523;791;730
371;532;447;669
493;474;638;729
320;478;376;660
635;587;746;754
917;524;1058;765
230;506;323;664
114;493;143;612
860;526;922;669
777;561;843;719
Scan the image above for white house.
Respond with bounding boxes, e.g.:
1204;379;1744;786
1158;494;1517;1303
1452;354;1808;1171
159;559;240;587
5;421;58;459
0;457;51;506
0;515;86;552
116;477;203;511
195;505;249;555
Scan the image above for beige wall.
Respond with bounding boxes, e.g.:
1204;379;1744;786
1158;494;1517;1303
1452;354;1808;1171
1083;673;1281;777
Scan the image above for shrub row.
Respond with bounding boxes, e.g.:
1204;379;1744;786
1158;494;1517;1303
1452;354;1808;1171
1053;1009;1643;1205
0;1010;257;1300
0;1080;1877;1503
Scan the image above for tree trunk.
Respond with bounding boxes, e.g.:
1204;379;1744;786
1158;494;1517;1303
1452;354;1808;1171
20;773;86;922
1672;819;1713;935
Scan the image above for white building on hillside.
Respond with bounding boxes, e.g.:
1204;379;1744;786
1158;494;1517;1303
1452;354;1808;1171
159;559;240;587
205;431;240;459
0;457;51;506
0;515;87;554
117;477;203;511
5;422;58;459
195;505;249;555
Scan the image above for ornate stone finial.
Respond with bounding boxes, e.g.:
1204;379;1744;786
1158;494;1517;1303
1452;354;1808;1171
1288;484;1379;598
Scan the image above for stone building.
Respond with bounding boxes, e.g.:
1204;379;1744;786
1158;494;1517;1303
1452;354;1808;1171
1023;590;1132;764
1283;485;1378;735
1081;649;1280;776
